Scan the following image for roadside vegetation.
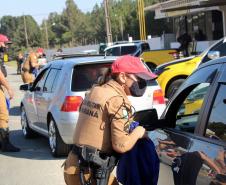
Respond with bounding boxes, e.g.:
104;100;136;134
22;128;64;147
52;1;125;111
0;0;173;57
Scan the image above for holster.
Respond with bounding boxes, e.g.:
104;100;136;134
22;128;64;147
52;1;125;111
72;145;118;185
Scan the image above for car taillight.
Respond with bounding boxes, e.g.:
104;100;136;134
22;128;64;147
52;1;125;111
61;96;83;112
153;89;165;105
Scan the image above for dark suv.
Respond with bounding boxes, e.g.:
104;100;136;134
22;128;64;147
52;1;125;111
146;56;226;185
104;41;150;57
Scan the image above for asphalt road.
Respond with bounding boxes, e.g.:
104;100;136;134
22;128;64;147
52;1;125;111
0;65;172;185
0;66;66;185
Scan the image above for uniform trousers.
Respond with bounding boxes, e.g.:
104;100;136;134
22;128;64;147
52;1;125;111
0;88;8;128
64;151;119;185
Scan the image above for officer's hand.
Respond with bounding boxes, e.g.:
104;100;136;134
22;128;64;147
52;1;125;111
134;126;146;139
8;88;14;99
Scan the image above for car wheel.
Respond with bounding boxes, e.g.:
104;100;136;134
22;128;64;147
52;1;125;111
48;118;70;157
166;79;185;98
21;106;36;138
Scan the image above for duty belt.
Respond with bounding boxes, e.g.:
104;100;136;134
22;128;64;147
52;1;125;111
72;145;118;185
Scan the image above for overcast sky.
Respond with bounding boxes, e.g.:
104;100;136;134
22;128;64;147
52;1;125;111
0;0;103;24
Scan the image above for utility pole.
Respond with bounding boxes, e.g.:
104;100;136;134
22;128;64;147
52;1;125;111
138;0;146;40
120;16;124;41
44;20;49;49
23;15;29;48
104;0;112;45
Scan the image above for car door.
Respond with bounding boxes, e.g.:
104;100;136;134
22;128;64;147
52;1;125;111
188;64;226;185
149;63;221;185
37;68;61;130
32;68;50;131
24;69;49;127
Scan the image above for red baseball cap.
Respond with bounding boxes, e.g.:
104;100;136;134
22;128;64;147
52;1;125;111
111;55;157;80
37;48;44;54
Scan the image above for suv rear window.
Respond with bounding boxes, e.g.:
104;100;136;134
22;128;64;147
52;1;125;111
141;43;150;52
105;47;120;56
121;46;137;55
71;63;112;91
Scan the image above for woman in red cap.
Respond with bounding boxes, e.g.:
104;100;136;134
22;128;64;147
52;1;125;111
64;55;156;185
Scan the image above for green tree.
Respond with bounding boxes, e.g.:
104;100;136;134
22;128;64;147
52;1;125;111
0;0;169;50
89;4;106;43
62;0;84;46
0;15;41;57
42;12;69;47
0;16;17;40
22;15;41;47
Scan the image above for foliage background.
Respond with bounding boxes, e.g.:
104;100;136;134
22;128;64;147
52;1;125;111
0;0;173;57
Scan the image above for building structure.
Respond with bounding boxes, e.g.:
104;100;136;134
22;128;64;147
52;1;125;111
145;0;226;52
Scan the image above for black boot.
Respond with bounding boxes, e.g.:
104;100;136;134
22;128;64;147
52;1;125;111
0;128;20;152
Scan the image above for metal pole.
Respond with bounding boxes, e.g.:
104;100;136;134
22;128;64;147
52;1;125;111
44;20;49;49
138;0;146;41
120;16;124;40
138;0;143;40
23;15;29;48
104;0;112;45
141;0;146;40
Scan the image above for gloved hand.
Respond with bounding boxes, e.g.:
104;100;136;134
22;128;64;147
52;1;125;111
129;121;139;133
5;97;10;111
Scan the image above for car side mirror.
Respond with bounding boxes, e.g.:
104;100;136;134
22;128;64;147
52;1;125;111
134;109;170;131
20;83;32;91
207;51;220;60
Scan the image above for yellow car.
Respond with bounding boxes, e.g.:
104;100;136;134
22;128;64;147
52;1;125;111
140;49;178;70
155;38;226;98
183;83;209;114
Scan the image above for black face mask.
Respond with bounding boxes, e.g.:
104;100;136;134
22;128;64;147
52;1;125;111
129;79;147;97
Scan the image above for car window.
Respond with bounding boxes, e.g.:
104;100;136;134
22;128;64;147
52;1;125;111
215;42;226;57
43;69;60;93
202;40;226;63
205;84;226;141
165;64;220;130
51;70;61;92
105;48;112;56
105;47;120;56
34;69;49;91
175;83;210;133
71;63;112;91
121;46;137;55
141;43;150;52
